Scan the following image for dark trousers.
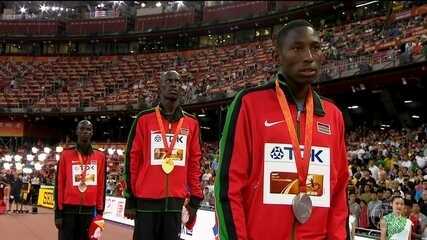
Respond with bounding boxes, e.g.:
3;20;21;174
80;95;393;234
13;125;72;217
31;185;40;205
133;211;182;240
59;213;93;240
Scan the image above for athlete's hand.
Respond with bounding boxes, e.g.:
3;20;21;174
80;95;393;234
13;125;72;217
185;205;197;230
55;218;63;230
54;210;63;230
124;208;136;220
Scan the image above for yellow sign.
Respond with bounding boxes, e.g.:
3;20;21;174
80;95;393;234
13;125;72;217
37;185;55;209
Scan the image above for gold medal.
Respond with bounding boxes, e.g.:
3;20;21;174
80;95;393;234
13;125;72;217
162;156;175;174
155;106;184;175
78;181;87;193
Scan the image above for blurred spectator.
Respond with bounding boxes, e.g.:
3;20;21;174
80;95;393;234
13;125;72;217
410;202;427;239
348;125;427;230
9;174;22;212
30;174;41;205
359;200;369;229
419;190;427;216
350;193;361;223
368;190;382;227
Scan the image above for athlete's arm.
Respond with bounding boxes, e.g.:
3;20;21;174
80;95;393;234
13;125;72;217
327;110;350;239
96;153;106;214
54;153;66;228
187;120;203;209
215;92;250;240
124;116;144;215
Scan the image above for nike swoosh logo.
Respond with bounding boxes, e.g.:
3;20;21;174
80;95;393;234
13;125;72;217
264;120;284;127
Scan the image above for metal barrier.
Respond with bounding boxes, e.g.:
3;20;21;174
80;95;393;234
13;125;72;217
319;50;425;82
355;227;381;240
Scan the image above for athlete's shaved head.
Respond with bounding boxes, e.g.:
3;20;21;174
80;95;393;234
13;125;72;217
159;70;182;102
76;120;93;145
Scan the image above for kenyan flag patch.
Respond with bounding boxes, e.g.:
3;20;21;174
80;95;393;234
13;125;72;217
317;122;331;135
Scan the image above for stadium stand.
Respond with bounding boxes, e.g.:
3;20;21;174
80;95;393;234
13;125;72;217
0;1;426;239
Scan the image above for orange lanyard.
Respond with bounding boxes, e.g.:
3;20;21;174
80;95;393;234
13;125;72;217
155;106;184;156
275;80;314;193
77;151;89;182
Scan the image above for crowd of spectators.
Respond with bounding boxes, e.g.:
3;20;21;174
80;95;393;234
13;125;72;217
321;7;427;66
0;171;44;213
199;143;218;208
347;125;427;238
1;121;427;238
1;4;427;109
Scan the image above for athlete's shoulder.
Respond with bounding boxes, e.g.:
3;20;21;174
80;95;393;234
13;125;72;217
62;146;76;153
134;107;156;120
318;94;342;115
319;95;336;106
183;111;199;122
234;81;275;102
92;148;105;154
92;149;107;161
59;147;77;160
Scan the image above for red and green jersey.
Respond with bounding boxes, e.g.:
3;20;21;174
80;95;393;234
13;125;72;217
215;77;349;240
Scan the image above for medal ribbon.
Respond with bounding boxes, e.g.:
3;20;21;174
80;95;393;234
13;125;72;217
275;80;314;193
77;152;88;184
155;106;184;157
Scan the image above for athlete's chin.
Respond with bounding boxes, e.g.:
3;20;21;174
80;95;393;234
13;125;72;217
79;138;90;144
165;96;179;101
295;77;316;85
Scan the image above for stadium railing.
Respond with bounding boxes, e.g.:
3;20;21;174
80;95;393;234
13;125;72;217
354;227;381;240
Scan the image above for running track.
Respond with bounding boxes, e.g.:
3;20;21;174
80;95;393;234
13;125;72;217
0;206;133;240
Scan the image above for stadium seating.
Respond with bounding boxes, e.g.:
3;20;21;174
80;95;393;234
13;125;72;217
0;6;425;110
0;20;60;35
66;18;127;35
135;10;195;31
203;1;269;23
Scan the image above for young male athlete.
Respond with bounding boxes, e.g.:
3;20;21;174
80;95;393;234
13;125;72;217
124;70;203;240
55;120;106;240
215;20;349;239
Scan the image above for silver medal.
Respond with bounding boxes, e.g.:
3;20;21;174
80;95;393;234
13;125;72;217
78;182;87;193
292;193;312;224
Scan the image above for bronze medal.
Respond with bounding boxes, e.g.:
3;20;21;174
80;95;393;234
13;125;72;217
78;181;87;193
161;156;175;174
76;152;89;193
292;193;312;224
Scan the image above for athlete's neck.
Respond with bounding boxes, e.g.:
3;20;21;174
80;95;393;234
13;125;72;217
287;79;309;103
77;142;92;156
160;97;179;116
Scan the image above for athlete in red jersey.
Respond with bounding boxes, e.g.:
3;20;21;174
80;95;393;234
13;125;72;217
215;20;349;240
124;70;203;240
54;120;106;240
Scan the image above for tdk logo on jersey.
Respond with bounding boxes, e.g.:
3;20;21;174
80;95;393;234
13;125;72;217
270;146;285;159
265;143;330;165
79;165;96;171
166;135;184;143
153;134;184;143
